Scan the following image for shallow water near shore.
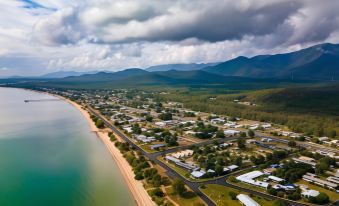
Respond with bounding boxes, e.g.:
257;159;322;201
0;87;135;206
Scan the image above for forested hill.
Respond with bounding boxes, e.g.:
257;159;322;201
145;63;218;72
204;43;339;80
12;69;311;90
156;83;339;137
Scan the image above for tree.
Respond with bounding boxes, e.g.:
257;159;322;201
237;138;246;149
309;192;329;204
288;140;297;147
151;188;164;197
251;155;265;165
329;130;337;138
134;172;144;180
268;188;278;196
273;200;290;206
95;119;105;128
159;112;172;121
287;192;301;200
216;130;225;138
228;175;237;183
240;132;247;137
146;115;153;122
132;124;142;134
228;191;237;200
248;129;255;137
215;164;223;175
172;178;186;196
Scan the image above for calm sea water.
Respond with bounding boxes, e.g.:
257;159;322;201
0;87;135;206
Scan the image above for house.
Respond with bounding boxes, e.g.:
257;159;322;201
176;161;199;171
191;170;206;179
219;143;230;148
207;169;215;174
224;129;240;136
171;150;194;159
318;136;329;142
316;150;335;158
279;131;292;136
227;165;239;171
151;144;166;150
223;167;230;173
236;194;260;206
166;156;199;171
185;131;196;135
302;174;338;189
249;124;259;130
123;126;133;133
326;176;339;184
263;168;276;175
155;122;166;127
261;138;272;142
134;135;156;143
211;118;226;124
224;121;237;127
268;175;284;183
301;189;320;198
292;156;316;166
272;184;295;192
165;156;180;163
261;123;271;129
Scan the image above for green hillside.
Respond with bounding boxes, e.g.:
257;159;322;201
204;43;339;80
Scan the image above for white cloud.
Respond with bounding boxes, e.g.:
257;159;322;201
0;0;339;76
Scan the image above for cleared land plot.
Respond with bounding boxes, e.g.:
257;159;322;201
200;184;274;206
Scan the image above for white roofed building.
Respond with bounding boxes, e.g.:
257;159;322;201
301;189;320;198
236;194;261;206
236;171;269;189
224;129;240;136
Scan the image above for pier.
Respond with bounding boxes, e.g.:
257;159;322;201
24;99;61;103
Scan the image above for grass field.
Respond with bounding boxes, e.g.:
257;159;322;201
165;187;206;206
296;180;339;203
200;184;274;206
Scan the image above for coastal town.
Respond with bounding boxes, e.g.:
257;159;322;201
35;87;339;206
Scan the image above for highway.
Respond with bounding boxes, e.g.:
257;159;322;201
88;106;311;206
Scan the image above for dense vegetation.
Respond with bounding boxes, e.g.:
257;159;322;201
156;83;339;137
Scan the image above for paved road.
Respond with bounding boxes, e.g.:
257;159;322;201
88;107;311;206
256;132;339;153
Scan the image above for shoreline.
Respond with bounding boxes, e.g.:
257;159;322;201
23;88;155;206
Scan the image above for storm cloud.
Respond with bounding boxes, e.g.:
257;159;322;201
32;0;305;44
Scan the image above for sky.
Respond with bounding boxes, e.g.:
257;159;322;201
1;0;339;77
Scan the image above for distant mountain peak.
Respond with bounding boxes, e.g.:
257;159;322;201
204;42;339;80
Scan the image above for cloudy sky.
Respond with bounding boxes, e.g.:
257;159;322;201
1;0;339;76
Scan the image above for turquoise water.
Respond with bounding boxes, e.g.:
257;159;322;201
0;88;135;206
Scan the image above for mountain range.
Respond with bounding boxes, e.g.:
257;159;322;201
204;43;339;80
2;43;339;89
145;63;218;72
46;42;338;81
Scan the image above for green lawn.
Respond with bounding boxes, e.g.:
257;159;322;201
200;184;274;206
228;178;268;193
296;180;339;203
166;187;206;206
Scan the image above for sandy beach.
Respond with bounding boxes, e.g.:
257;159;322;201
24;89;155;206
63;98;155;206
